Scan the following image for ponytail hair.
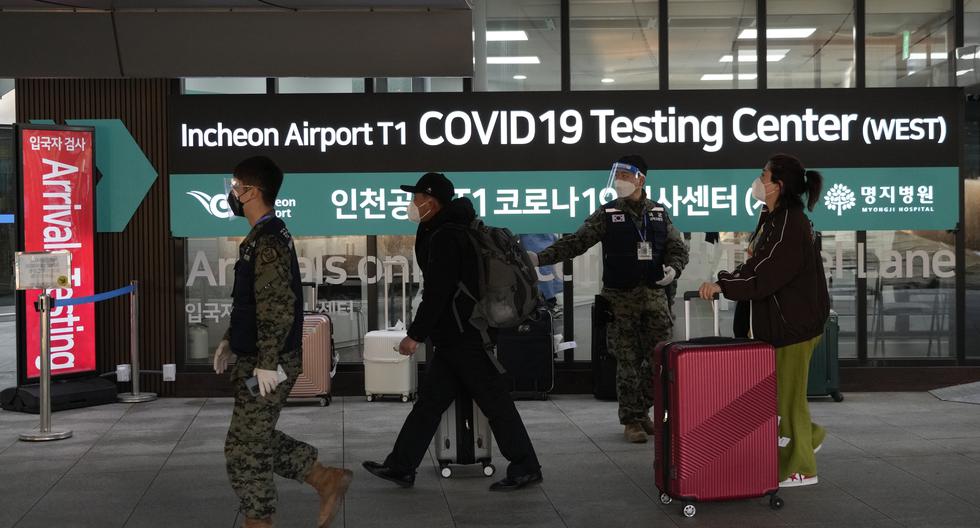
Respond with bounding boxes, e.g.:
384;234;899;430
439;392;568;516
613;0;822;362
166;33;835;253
768;153;821;212
804;169;823;212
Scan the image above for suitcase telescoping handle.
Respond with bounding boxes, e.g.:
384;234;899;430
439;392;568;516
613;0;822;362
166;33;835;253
301;281;318;313
682;291;720;340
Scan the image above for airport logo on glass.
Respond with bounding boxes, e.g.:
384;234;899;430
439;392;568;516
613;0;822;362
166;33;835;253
187;190;234;219
824;184;856;217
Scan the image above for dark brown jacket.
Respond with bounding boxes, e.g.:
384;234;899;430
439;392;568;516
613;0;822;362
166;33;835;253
717;204;829;348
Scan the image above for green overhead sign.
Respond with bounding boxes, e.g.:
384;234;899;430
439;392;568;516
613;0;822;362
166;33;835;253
170;167;958;237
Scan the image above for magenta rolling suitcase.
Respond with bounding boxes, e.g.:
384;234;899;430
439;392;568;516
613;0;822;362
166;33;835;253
653;292;783;518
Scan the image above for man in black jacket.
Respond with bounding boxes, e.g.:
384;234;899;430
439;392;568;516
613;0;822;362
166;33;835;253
363;172;542;491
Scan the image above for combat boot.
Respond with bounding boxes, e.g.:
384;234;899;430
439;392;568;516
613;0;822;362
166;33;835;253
305;462;354;528
624;423;647;443
243;517;272;528
640;418;656;436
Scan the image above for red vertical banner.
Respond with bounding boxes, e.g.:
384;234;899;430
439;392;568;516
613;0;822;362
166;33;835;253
19;127;97;380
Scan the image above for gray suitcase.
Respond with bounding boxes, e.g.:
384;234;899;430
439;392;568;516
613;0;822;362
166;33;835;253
434;394;495;478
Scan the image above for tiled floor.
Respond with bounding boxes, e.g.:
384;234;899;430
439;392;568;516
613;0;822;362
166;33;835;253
2;392;980;527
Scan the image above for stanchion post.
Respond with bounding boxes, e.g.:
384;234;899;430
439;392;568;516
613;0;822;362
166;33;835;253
118;280;157;403
19;293;73;442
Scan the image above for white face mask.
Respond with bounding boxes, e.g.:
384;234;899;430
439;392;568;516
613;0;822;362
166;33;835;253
751;177;777;202
407;200;432;223
614;179;638;199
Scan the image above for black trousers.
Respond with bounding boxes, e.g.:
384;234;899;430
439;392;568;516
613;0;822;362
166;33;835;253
383;341;541;478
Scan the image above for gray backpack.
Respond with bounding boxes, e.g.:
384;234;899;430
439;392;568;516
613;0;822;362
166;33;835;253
447;220;543;369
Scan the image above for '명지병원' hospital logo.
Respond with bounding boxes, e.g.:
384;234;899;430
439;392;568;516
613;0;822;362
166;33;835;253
824;183;856;217
187;190;234;219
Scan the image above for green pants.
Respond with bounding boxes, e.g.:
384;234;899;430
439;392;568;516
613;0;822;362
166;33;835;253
225;351;317;518
776;336;826;481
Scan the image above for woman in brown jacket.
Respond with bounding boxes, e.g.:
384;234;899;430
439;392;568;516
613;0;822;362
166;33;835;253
699;153;830;488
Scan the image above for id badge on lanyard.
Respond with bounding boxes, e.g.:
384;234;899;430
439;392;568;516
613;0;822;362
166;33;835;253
636;210;653;261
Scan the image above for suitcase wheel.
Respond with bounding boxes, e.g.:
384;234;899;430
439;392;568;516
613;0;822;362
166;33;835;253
769;495;784;510
440;466;452;479
682;504;696;518
319;396;331;407
659;492;672;505
366;394;374;402
401;394;410;403
482;464;496;477
831;391;844;402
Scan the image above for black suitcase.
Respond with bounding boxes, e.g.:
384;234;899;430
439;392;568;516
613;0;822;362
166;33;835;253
591;295;617;401
1;377;117;414
497;307;555;400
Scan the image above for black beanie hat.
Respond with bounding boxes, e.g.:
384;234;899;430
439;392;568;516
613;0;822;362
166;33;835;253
616;155;648;176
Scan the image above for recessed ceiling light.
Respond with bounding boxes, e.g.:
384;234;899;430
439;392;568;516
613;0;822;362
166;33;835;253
738;28;817;39
472;30;530;42
908;52;949;60
700;73;758;81
513;74;528;80
487;56;541;65
487;30;529;42
720;50;790;63
601;78;615;83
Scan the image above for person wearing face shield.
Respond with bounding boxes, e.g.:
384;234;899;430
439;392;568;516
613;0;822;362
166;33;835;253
363;172;542;492
212;156;352;528
530;155;689;443
698;153;830;488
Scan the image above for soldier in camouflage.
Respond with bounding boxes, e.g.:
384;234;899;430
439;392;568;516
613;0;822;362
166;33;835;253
212;156;352;528
531;155;689;443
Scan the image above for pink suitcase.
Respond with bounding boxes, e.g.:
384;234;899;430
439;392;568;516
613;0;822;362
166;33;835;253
289;284;334;406
653;291;782;518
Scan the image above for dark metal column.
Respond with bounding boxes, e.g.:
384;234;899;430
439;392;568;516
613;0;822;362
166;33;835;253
757;0;767;89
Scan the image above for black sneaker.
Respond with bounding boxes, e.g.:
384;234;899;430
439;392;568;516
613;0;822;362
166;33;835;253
362;461;415;488
489;471;543;492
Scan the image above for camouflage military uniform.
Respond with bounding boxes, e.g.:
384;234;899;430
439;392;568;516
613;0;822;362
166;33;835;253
223;220;317;519
538;194;689;425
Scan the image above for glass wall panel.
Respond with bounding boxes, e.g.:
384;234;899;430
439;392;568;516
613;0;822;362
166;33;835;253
867;0;955;87
0;126;14;314
669;0;758;90
184;236;370;366
967;0;980;47
0;80;13;125
183;77;267;94
484;0;561;91
767;0;855;88
277;78;364;93
865;231;957;358
570;0;659;90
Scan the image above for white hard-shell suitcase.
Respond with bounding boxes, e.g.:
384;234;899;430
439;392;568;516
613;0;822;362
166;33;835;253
363;271;421;402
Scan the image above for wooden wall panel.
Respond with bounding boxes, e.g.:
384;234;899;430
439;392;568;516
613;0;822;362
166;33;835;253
16;79;182;396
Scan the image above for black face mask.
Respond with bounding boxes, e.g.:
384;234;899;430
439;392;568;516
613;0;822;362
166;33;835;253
227;191;246;217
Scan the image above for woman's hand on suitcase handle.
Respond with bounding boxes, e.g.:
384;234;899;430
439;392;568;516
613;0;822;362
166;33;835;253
398;336;420;356
698;282;722;301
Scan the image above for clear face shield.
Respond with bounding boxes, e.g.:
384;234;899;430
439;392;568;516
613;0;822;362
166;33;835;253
606;162;644;199
217;177;252;220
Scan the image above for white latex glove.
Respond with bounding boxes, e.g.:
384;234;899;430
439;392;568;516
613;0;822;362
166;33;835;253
527;251;540;267
254;368;280;397
655;265;677;286
213;340;234;374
